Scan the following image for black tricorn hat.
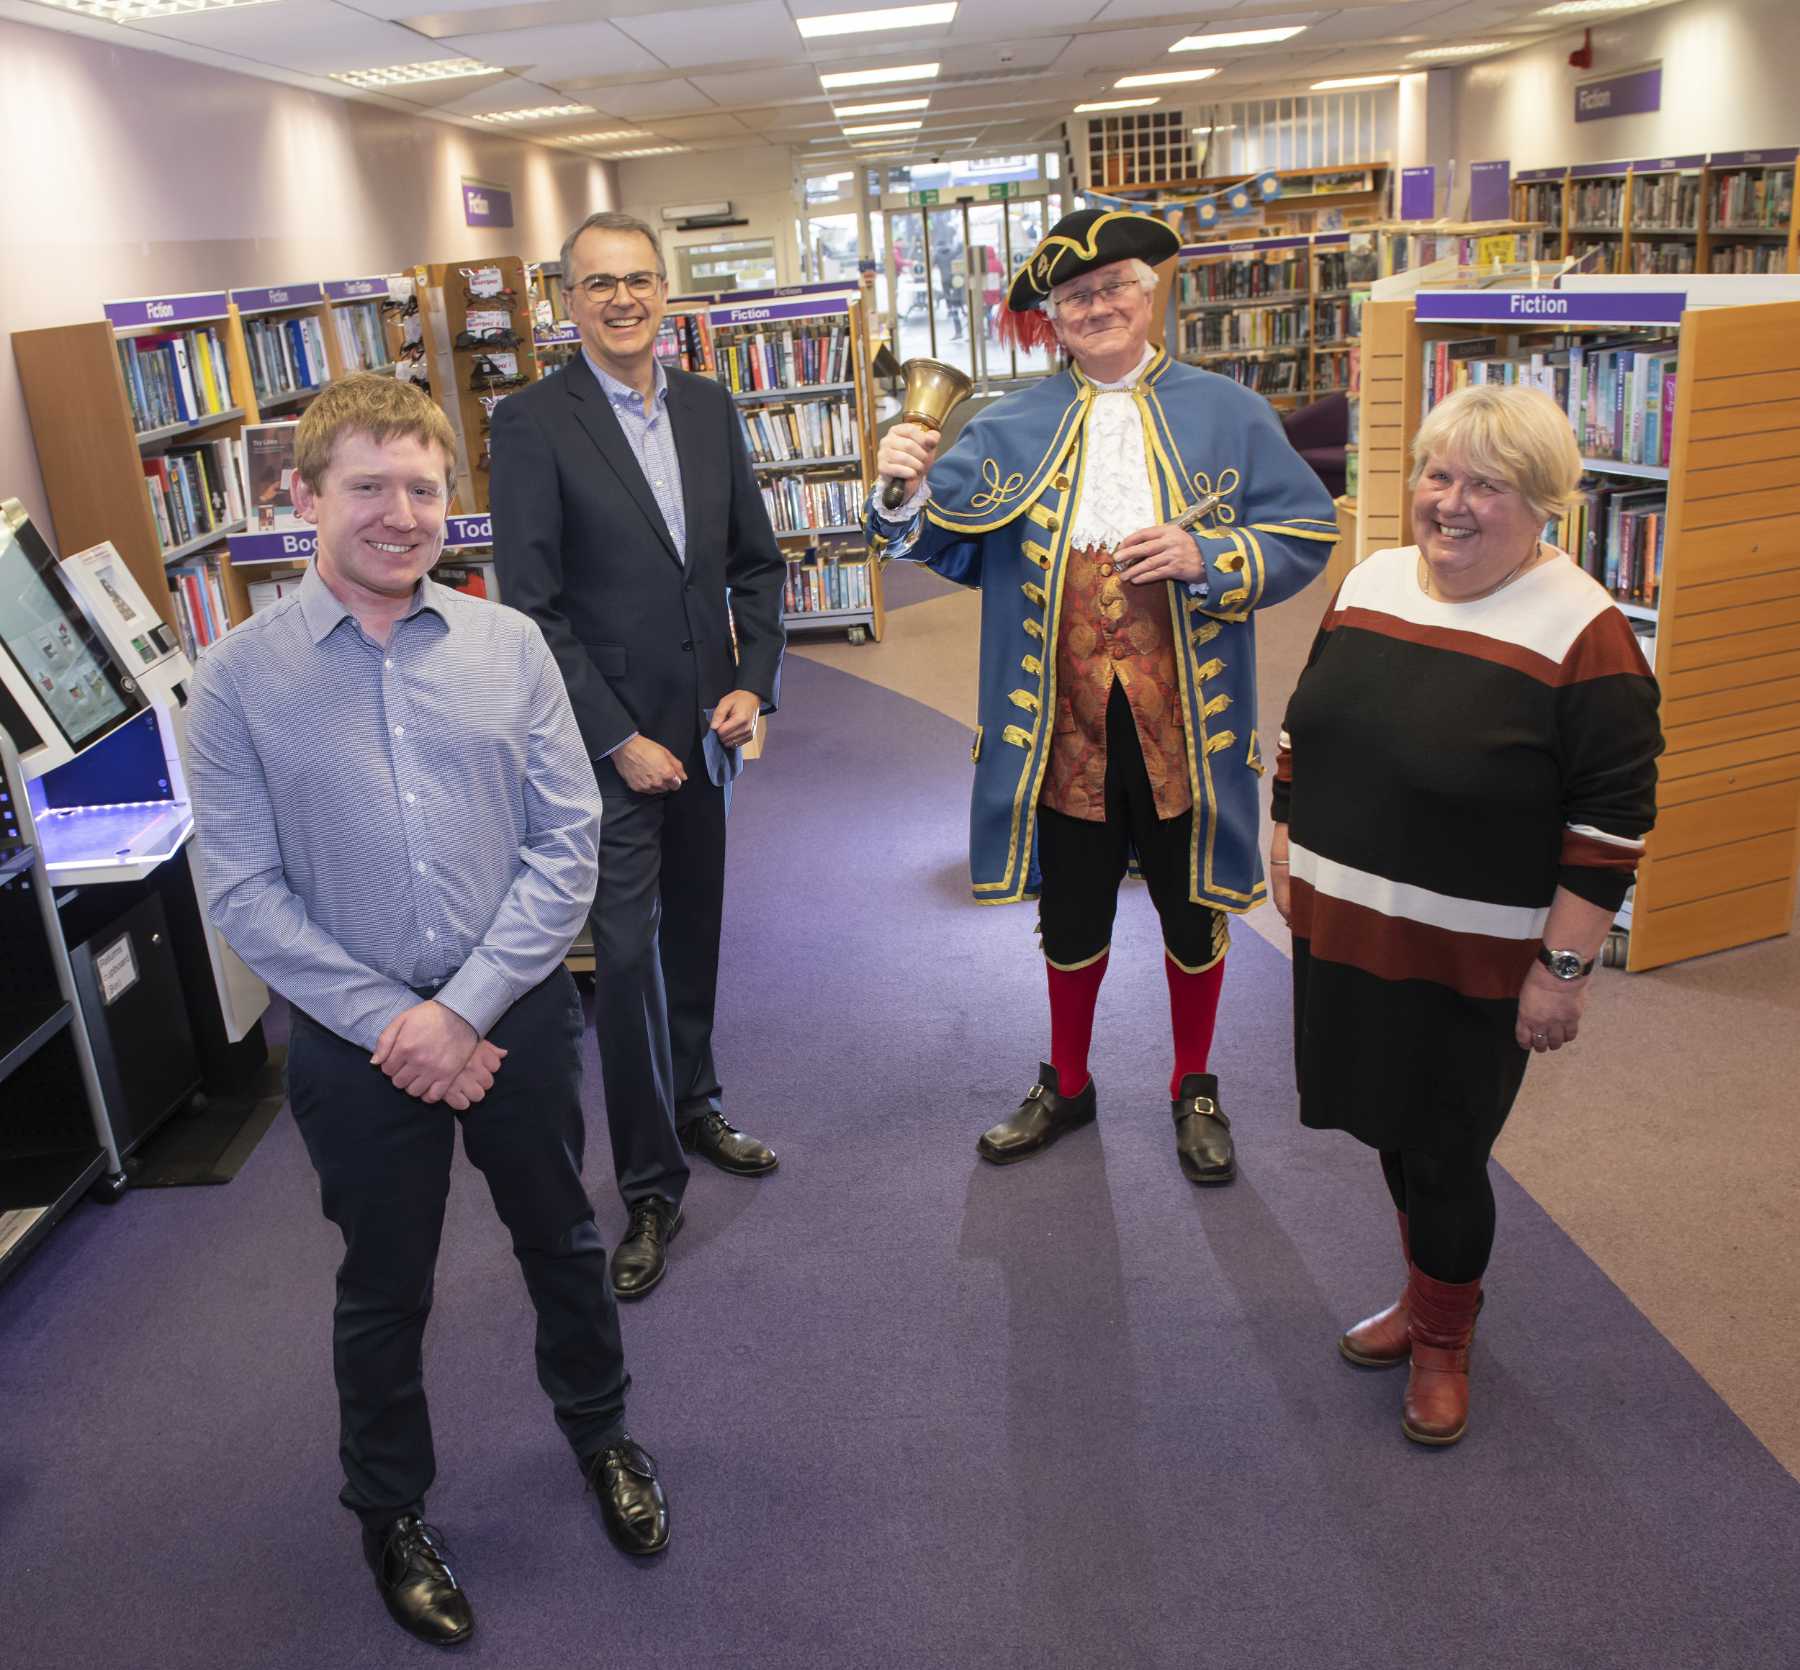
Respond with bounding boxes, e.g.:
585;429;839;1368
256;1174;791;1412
1005;208;1180;312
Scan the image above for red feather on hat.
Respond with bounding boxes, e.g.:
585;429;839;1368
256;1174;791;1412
997;305;1061;354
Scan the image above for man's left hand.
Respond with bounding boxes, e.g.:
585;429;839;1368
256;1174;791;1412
1118;522;1207;587
371;1000;481;1101
709;689;761;749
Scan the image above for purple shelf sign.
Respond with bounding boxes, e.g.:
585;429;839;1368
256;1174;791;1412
1576;64;1661;124
1415;290;1686;327
1400;166;1436;220
462;180;514;230
1469;161;1511;221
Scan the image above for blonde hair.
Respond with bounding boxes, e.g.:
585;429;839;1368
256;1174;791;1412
1409;384;1583;521
295;373;458;495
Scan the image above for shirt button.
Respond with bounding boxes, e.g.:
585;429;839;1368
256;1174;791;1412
425;928;436;941
385;658;394;670
405;791;417;804
415;860;426;874
393;724;405;738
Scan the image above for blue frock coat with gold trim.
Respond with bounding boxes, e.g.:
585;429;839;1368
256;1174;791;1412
868;348;1338;912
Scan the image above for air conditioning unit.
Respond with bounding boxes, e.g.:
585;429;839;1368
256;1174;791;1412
661;201;734;226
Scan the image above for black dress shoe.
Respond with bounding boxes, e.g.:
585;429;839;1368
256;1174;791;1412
361;1514;473;1647
584;1437;671;1556
612;1199;683;1301
679;1110;778;1176
1172;1072;1235;1184
977;1063;1097;1165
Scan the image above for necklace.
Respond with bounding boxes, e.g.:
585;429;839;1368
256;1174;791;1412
1419;541;1540;604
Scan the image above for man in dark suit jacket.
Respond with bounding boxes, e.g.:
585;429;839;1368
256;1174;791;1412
492;211;786;1302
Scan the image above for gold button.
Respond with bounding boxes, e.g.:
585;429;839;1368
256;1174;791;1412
1099;562;1113;577
1110;642;1131;661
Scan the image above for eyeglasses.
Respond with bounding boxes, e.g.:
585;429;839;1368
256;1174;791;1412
461;286;518;308
571;271;663;302
455;327;522;349
1055;277;1140;316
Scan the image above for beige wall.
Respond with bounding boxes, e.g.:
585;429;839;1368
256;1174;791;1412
615;147;803;293
0;15;616;534
1450;0;1800;189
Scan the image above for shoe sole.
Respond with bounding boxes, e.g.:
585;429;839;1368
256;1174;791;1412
1338;1338;1408;1369
694;1155;779;1177
1182;1165;1236;1186
1401;1416;1467;1446
977;1116;1096;1166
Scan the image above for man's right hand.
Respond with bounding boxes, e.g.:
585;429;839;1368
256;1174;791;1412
875;421;939;494
615;733;687;796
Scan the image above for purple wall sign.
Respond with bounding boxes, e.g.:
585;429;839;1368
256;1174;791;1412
712;295;851;326
231;283;323;314
1469;161;1511;220
1576;65;1661;123
1400;166;1437;220
104;292;229;331
462;179;514;229
325;277;390;301
230;513;493;568
1415;290;1686;327
534;323;581;345
445;514;492;550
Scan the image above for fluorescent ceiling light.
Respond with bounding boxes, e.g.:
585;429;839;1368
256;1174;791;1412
1406;41;1515;60
1171;27;1306;50
819;62;940;89
796;3;955;38
1311;74;1401;88
471;104;594;123
332;59;499;88
556;129;650;144
833;97;931;116
1073;98;1160;112
842;119;924;134
1537;0;1653;11
599;145;689;158
1114;68;1220;88
34;0;276;18
1191;123;1238;134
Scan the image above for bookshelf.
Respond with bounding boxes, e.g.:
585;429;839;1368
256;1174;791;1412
1566;160;1631;273
231;283;331;416
324;276;407;375
1356;283;1800;971
1701;148;1798;274
1514;168;1568;260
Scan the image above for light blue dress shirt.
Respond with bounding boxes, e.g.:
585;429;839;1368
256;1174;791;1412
583;347;687;563
185;563;602;1049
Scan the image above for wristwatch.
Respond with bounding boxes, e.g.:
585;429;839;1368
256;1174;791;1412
1536;945;1596;980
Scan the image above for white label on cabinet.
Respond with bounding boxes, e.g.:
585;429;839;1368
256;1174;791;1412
95;932;139;1006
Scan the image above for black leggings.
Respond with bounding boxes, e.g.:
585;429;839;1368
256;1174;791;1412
1379;1148;1496;1285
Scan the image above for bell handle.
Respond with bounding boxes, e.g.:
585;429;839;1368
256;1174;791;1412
880;474;914;512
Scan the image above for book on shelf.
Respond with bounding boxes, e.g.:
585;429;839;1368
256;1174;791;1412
1554;479;1667;606
246;570;307;614
1182;303;1307;354
243;312;329;405
1628;243;1696;275
1709;166;1794;230
783;556;872;615
142;435;246;554
437;560;498;602
739;398;857;465
333;300;392;373
759;474;859;535
713;320;851;392
1195;356;1302;395
1569;178;1626;230
1709;243;1788;273
1632;172;1700;231
166;554;232;655
1180;254;1305;305
117;325;237;431
655;310;714;373
240;421;306;533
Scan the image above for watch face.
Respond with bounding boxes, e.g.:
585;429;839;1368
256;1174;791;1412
1549;950;1584;978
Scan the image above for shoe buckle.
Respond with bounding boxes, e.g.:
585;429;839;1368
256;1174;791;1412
1025;1084;1045;1101
1189;1096;1216;1117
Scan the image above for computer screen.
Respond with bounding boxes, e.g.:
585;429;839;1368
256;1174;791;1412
0;505;145;758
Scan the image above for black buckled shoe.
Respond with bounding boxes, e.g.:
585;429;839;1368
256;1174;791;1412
611;1200;683;1302
679;1110;778;1176
1172;1072;1234;1185
977;1063;1097;1165
362;1514;473;1647
584;1437;671;1556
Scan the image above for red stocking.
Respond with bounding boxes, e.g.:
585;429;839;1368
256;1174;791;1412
1046;952;1108;1096
1165;952;1225;1098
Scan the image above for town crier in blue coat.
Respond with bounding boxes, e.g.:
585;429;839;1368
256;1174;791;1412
868;208;1338;1180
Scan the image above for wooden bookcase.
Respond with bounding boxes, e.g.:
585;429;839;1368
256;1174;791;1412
322;276;407;376
1356;286;1800;970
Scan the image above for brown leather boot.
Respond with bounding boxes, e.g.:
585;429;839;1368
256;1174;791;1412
1402;1267;1483;1446
1338;1212;1411;1368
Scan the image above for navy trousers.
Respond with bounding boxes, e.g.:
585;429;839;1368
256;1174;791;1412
287;968;627;1528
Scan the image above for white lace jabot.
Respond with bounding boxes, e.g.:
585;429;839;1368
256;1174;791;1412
1068;347;1157;552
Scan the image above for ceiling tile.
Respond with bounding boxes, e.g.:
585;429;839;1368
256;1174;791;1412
685;63;833;103
946;0;1110;29
641;111;757;139
1048;23;1192;74
613;0;798;65
121;0;446;75
932;35;1071;72
556;77;720;115
438;20;670;76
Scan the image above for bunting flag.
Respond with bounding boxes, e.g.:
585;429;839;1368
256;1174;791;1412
1082;169;1286;230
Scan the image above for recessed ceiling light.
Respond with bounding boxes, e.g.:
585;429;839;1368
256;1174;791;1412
1536;0;1654;12
1073;98;1161;113
796;3;955;38
842;119;924;134
33;0;276;18
1406;41;1516;60
1171;27;1307;51
819;62;940;89
598;145;689;159
471;104;595;123
556;129;651;144
1310;74;1402;88
833;97;931;116
331;59;499;88
1114;68;1220;88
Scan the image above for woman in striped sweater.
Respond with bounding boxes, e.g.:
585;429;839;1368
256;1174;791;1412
1270;384;1662;1446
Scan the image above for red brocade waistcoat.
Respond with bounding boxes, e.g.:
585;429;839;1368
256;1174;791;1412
1040;541;1192;822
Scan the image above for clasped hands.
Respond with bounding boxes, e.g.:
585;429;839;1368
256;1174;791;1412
372;1000;504;1111
613;691;760;796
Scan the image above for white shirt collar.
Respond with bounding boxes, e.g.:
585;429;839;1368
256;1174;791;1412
1084;345;1155;394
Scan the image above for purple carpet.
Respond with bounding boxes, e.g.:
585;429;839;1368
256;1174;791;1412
3;654;1797;1668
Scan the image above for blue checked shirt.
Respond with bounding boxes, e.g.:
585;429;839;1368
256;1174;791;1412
585;348;686;562
185;563;602;1050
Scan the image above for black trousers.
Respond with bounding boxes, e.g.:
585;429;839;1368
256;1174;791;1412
287;969;627;1529
1037;679;1227;972
590;730;727;1212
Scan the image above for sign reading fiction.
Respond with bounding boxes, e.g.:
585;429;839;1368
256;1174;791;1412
1576;64;1662;123
1415;290;1686;327
462;179;515;229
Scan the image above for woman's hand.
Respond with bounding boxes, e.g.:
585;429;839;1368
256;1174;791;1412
875;421;938;494
1515;962;1589;1052
1269;823;1292;924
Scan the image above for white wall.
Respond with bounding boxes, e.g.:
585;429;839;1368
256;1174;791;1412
1451;0;1800;185
616;148;803;291
0;16;616;534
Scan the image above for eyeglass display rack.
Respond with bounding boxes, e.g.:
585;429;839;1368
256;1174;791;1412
1513;151;1798;276
1356;280;1800;971
413;256;545;515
